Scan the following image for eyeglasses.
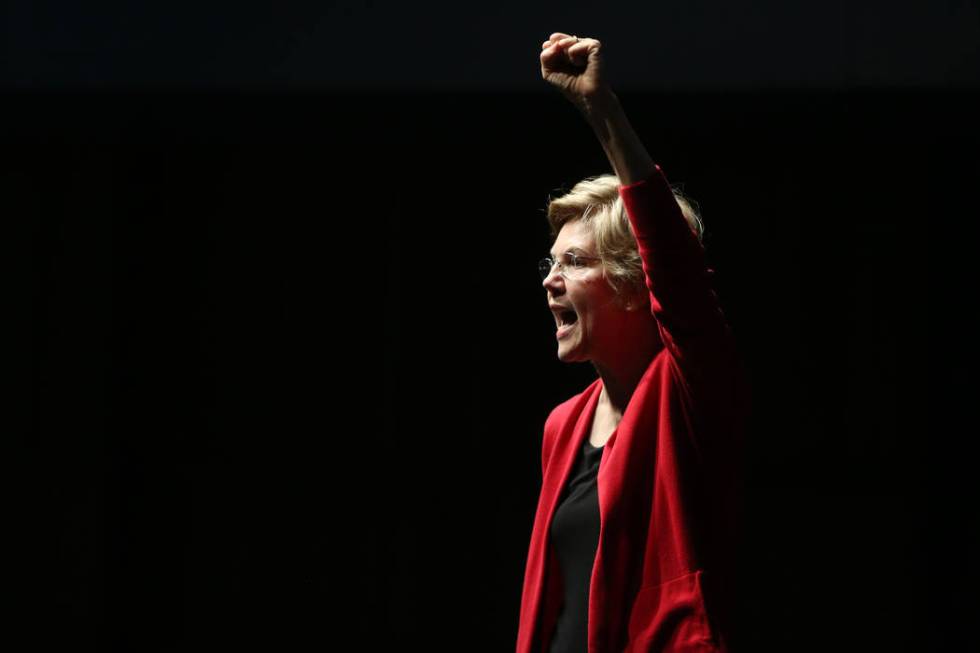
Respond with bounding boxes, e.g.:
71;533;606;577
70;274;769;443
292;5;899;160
538;251;603;280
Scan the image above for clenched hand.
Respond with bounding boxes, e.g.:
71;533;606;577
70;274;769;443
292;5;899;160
540;32;609;107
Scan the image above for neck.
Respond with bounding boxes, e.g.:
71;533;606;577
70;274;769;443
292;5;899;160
591;316;662;415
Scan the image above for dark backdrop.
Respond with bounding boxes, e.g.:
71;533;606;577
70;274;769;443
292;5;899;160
9;3;977;652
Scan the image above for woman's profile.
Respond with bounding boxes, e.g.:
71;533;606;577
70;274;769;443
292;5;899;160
515;33;751;653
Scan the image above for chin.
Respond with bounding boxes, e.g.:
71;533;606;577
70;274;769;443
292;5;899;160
557;346;586;364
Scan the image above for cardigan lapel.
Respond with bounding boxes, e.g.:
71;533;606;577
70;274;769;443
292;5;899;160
526;378;602;652
590;356;665;651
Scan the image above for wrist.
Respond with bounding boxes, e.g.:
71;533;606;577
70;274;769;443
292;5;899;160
575;87;620;122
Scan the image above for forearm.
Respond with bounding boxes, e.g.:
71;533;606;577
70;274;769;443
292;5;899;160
577;89;657;186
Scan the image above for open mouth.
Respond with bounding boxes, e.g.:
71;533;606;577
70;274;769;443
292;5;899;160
554;309;579;339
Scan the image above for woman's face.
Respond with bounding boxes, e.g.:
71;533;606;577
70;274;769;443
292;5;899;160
542;220;633;364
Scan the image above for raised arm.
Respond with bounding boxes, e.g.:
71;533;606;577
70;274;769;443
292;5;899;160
540;33;655;185
540;33;741;405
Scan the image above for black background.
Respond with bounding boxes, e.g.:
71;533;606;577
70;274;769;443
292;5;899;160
10;2;978;652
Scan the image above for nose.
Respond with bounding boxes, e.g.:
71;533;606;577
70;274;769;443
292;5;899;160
541;265;564;293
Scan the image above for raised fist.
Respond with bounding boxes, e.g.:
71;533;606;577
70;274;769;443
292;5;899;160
540;32;608;105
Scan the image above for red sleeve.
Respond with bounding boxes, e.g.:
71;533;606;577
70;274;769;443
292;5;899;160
618;164;741;415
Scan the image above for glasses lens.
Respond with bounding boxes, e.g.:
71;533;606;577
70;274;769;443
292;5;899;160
538;258;553;280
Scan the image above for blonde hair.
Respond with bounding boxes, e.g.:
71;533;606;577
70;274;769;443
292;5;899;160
544;173;704;305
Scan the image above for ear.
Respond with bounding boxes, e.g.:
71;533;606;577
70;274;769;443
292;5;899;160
625;285;647;312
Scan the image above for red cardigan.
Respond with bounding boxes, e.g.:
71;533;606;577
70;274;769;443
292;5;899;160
516;165;752;652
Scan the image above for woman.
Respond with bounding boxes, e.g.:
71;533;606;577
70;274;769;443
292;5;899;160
515;34;751;653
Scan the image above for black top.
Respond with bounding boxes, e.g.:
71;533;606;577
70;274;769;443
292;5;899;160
548;435;604;653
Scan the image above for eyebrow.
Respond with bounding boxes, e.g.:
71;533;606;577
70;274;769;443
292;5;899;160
548;246;588;258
